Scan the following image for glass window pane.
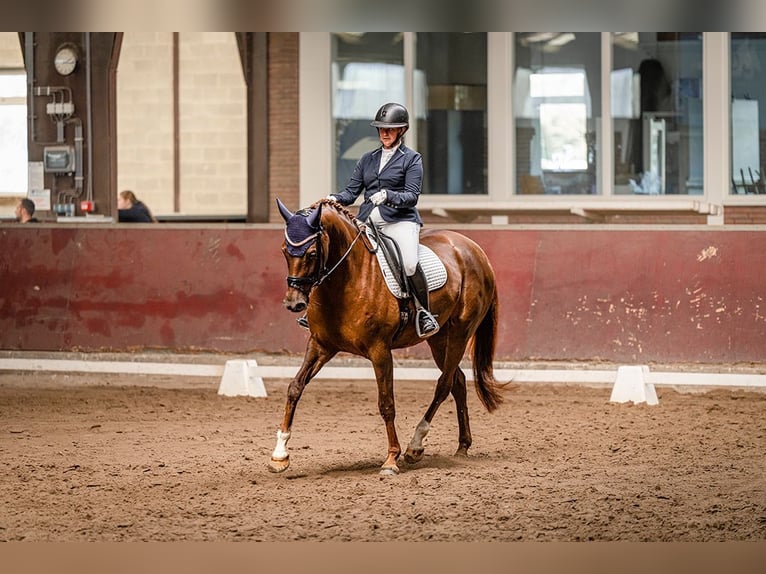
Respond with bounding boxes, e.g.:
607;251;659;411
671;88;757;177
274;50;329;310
514;32;600;195
415;33;487;195
730;33;766;195
612;32;703;195
331;33;404;192
539;102;587;170
0;73;26;98
0;70;27;196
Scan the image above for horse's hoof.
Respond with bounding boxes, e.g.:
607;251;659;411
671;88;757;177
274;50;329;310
267;456;290;473
404;447;424;464
454;447;469;458
379;465;399;476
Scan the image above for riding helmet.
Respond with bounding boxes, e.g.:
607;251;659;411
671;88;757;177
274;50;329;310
370;102;409;129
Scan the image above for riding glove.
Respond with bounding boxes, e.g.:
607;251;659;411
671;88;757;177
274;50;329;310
370;190;388;205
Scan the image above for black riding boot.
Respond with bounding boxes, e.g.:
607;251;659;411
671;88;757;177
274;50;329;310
408;265;439;338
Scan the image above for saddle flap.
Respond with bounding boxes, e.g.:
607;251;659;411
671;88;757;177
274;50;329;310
364;226;447;299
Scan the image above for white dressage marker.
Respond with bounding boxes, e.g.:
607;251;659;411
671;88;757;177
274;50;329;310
218;359;267;398
610;365;659;405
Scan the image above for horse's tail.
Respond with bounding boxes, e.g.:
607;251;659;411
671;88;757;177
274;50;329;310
472;289;504;413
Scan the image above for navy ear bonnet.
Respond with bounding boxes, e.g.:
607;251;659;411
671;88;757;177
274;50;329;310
285;208;321;256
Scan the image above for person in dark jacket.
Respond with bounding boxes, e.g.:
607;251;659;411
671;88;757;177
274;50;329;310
326;102;439;338
15;198;38;223
118;190;155;222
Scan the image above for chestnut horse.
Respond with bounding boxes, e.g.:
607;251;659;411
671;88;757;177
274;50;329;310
269;198;504;475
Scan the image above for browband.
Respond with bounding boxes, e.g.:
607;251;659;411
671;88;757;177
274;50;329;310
284;229;321;248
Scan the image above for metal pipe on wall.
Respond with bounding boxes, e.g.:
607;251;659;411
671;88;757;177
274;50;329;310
85;32;93;203
73;120;83;195
25;32;35;145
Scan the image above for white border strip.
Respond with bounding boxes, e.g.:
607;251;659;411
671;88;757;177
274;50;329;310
0;359;764;388
646;371;766;388
0;358;223;377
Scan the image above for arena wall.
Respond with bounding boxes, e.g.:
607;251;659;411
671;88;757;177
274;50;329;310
1;225;764;364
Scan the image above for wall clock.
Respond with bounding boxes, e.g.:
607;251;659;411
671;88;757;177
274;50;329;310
54;45;79;76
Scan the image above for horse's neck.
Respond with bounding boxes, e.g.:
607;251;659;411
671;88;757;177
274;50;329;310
324;215;368;280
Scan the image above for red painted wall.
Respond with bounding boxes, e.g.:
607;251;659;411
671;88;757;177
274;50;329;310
1;225;764;364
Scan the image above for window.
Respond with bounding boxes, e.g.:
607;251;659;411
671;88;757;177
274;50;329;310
415;33;487;195
304;33;758;221
730;33;766;195
0;71;27;196
611;32;703;195
330;33;488;196
514;33;600;195
331;33;404;192
531;71;588;171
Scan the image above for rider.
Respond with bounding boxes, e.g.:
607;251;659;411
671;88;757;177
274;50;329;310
322;102;439;339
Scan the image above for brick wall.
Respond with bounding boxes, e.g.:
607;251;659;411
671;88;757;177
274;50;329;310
268;33;299;223
724;206;766;224
116;32;247;216
179;33;247;215
0;33;22;67
116;33;175;213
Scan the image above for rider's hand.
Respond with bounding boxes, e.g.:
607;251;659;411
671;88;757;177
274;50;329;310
325;194;337;202
370;190;387;205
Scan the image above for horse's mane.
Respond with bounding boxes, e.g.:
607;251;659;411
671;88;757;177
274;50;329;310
311;198;359;226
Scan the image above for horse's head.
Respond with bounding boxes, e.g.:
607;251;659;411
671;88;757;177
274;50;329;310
277;198;327;313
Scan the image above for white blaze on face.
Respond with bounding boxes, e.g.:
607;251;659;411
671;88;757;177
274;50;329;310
272;429;291;460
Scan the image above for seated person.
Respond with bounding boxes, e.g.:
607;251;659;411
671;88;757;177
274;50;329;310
15;198;38;223
117;190;155;222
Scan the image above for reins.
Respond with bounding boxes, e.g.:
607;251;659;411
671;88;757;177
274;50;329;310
314;226;363;287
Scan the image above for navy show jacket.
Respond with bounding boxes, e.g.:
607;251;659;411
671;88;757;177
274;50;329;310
333;144;424;225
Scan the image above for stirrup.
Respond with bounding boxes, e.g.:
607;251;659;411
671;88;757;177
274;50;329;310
296;315;309;331
415;309;439;339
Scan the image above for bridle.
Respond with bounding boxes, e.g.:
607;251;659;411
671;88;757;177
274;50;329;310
284;219;364;296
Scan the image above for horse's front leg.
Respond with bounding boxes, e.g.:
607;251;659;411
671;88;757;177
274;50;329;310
268;338;334;473
371;348;400;475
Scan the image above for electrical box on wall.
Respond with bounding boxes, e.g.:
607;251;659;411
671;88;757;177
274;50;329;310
43;145;75;173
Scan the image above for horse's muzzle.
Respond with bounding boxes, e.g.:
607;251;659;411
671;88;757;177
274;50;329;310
283;291;307;313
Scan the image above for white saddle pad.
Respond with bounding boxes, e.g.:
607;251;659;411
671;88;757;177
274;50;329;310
365;226;448;299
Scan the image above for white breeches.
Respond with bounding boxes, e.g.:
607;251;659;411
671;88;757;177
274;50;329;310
369;207;420;276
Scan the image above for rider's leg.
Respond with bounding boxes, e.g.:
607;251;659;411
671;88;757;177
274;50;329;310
407;264;439;338
382;219;439;338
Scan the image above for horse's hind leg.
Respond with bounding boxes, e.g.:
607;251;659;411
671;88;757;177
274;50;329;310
450;367;472;456
404;367;454;464
404;337;460;464
404;333;471;464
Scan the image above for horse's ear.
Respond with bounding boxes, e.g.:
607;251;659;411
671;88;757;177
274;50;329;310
276;198;293;222
306;203;322;230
